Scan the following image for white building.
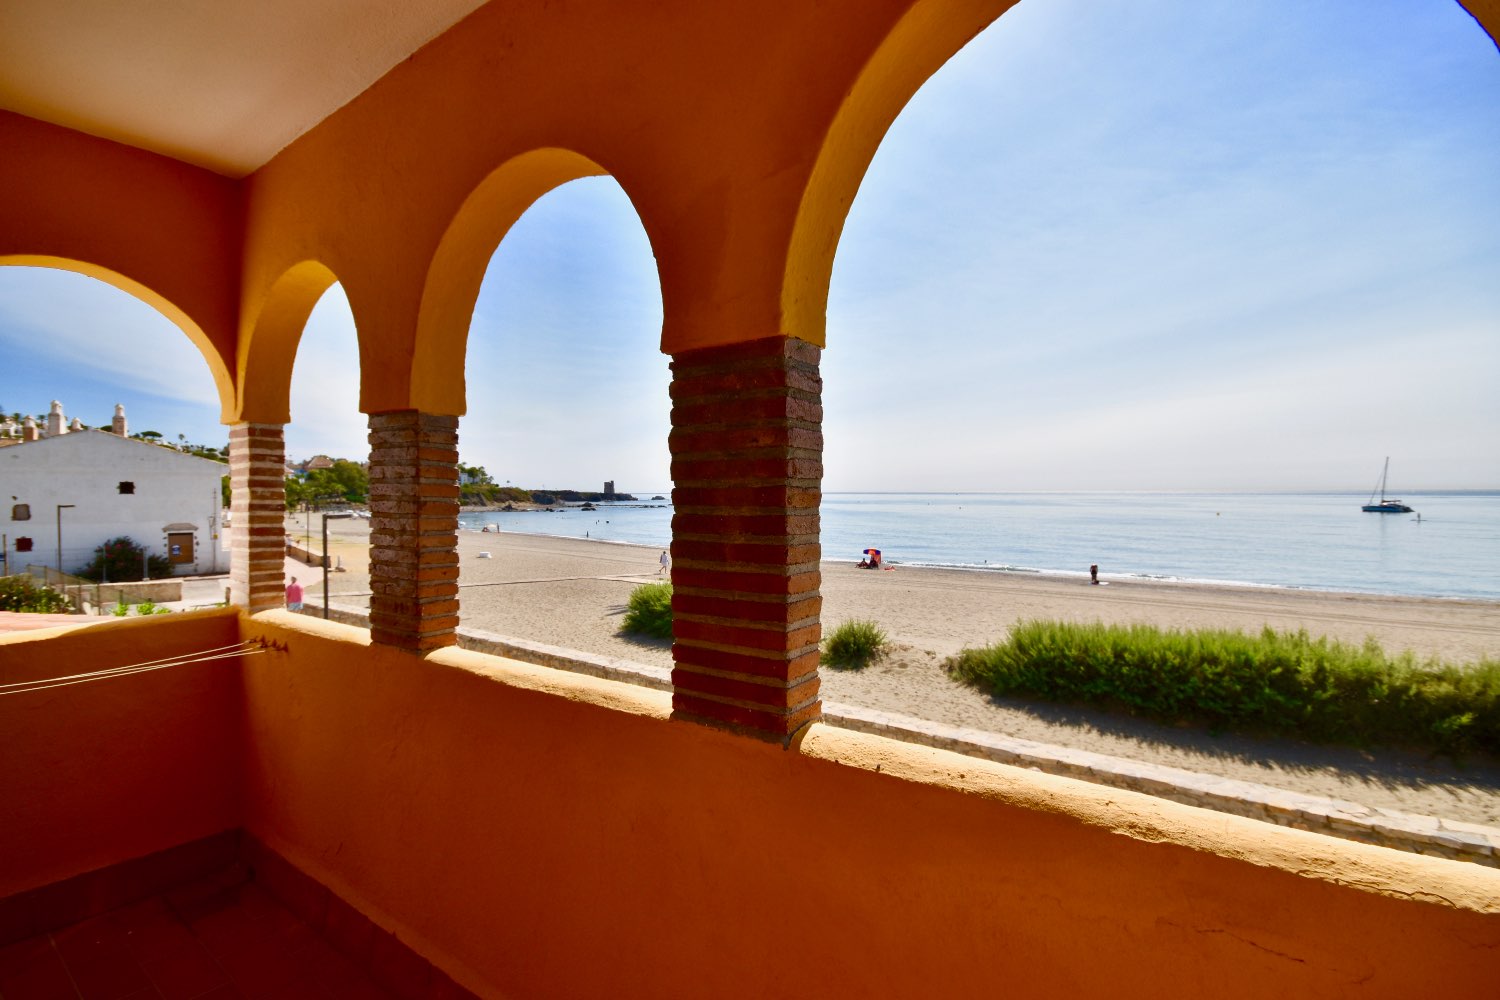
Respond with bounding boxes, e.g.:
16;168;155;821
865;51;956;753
1;404;227;577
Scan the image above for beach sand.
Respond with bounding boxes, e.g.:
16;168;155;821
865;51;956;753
302;517;1500;825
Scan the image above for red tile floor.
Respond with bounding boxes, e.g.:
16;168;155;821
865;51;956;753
0;868;395;1000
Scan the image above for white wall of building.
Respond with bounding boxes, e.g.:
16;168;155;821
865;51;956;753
1;431;227;577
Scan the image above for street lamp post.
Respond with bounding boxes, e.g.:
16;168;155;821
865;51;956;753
55;504;75;577
321;511;354;619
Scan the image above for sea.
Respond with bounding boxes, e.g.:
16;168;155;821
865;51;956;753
458;491;1500;601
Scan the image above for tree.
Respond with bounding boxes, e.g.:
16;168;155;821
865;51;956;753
304;460;368;503
285;476;312;510
76;536;172;582
459;463;494;485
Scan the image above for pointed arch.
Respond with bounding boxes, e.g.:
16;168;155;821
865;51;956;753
236;260;342;424
0;254;237;421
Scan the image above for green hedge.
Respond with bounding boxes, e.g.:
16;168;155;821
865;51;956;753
621;581;673;639
822;619;887;669
947;620;1500;756
0;575;72;613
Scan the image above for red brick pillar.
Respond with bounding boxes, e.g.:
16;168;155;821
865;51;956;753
228;423;286;613
669;336;823;741
367;411;460;650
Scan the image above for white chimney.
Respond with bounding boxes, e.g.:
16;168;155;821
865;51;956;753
46;400;65;437
112;403;128;437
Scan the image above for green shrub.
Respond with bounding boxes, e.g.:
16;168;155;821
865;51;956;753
0;575;72;613
947;620;1500;756
621;581;673;639
76;536;172;582
822;619;887;670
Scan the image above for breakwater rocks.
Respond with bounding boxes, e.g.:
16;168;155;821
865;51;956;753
459;488;639;508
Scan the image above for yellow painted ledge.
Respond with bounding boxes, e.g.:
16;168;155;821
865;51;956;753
244;609;674;721
248;608;1500;914
799;724;1500;913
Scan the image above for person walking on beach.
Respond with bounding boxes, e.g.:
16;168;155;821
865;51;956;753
286;576;304;611
1090;564;1099;585
658;550;671;575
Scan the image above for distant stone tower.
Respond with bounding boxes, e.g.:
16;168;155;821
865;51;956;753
112;403;128;437
604;480;615;496
45;400;66;437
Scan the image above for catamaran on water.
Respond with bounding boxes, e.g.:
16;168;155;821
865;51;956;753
1362;457;1413;513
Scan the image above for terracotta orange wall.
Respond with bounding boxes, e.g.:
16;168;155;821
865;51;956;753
234;0;916;419
239;613;1500;1000
0;112;242;419
1462;0;1500;43
0;610;245;898
231;0;1500;420
4;2;1494;422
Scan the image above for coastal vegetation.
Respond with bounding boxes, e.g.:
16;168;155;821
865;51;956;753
822;620;888;670
947;621;1500;756
464;487;639;506
284;459;369;508
621;581;673;639
111;598;172;616
457;464;637;506
0;575;72;613
461;484;535;506
77;537;172;582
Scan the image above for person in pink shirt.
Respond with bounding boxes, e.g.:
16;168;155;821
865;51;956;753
285;576;305;611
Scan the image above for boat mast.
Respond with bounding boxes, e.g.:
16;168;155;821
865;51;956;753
1370;456;1390;505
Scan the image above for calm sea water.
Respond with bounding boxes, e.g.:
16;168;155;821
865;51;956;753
459;492;1500;600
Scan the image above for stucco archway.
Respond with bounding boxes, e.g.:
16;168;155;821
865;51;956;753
781;0;1500;349
409;147;658;416
0;255;237;421
235;260;344;425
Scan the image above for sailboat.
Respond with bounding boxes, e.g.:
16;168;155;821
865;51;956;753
1362;458;1413;513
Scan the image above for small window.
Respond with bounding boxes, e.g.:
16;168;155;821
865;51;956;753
15;536;33;552
11;503;29;521
118;481;135;495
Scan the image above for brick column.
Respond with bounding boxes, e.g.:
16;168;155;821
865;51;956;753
367;411;460;650
228;423;286;613
669;336;823;741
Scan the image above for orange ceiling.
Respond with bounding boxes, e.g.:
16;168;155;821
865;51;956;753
0;0;490;177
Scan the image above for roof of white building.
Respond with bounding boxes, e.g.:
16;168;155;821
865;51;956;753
0;428;228;472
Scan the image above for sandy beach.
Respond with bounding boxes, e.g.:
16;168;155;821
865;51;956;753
301;517;1500;825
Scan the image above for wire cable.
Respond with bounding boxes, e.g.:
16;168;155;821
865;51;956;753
0;640;272;697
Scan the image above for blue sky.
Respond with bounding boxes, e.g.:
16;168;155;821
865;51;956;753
2;0;1497;491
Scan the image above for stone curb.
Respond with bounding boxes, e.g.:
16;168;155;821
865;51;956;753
295;603;1499;867
820;703;1498;867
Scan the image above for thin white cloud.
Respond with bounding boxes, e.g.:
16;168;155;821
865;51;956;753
0;267;221;406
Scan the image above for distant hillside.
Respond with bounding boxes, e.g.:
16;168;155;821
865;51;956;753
460;485;638;507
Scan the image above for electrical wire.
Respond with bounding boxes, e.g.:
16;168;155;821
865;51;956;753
0;640;272;697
